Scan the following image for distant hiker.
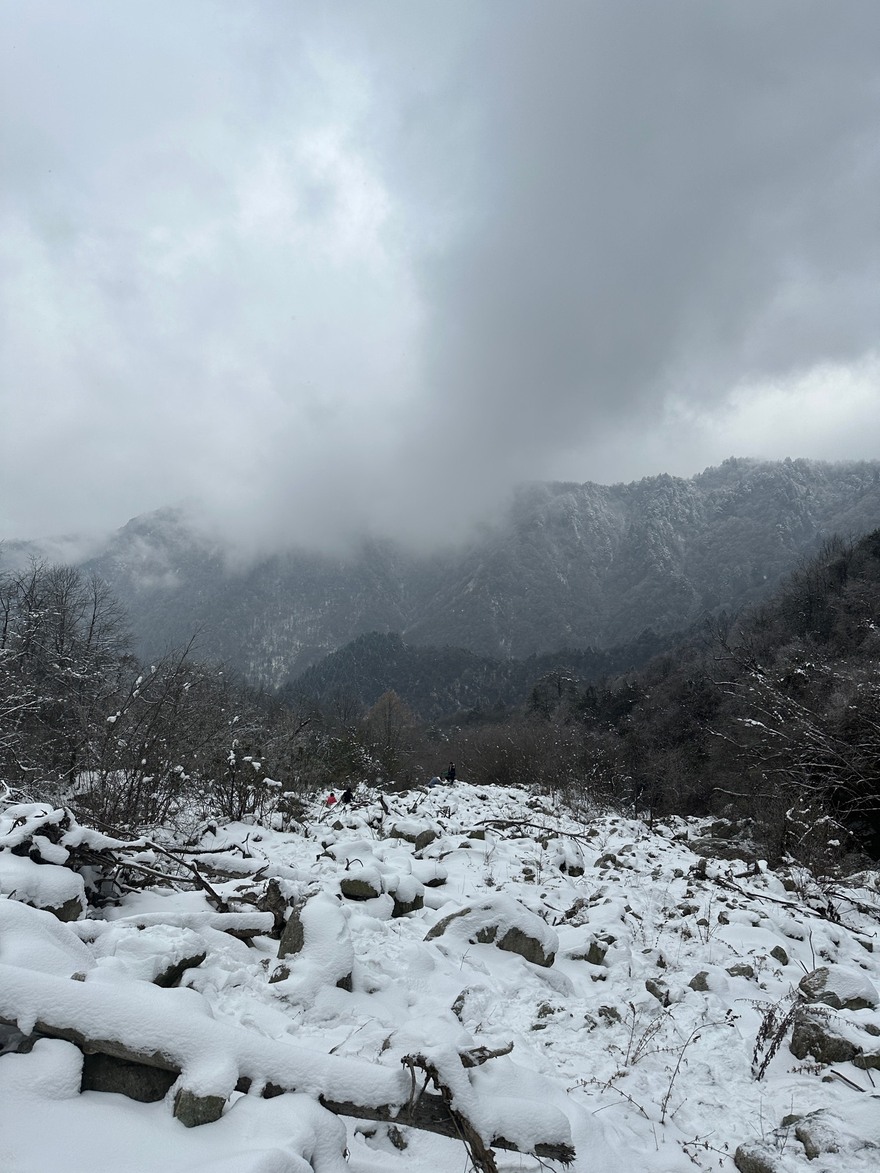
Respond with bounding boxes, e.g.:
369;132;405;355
445;762;456;784
428;776;442;788
340;787;354;805
325;792;337;807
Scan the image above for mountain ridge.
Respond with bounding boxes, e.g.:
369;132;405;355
6;457;880;688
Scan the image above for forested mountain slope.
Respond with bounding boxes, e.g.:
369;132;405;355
9;458;877;688
515;528;880;861
284;629;674;721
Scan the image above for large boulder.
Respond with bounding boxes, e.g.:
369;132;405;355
733;1142;788;1173
548;838;585;876
790;1007;880;1068
792;1107;880;1163
798;966;878;1012
339;865;384;902
790;1009;861;1065
568;933;616;966
85;923;207;986
254;877;290;936
385;874;425;917
795;1114;842;1160
81;1052;177;1102
278;905;306;959
174;1087;226;1127
411;860;448;888
390;820;440;852
0;898;93;977
424;894;558;967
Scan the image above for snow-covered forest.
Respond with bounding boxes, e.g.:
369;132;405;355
53;459;880;686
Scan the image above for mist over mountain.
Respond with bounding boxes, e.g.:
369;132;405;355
7;458;879;691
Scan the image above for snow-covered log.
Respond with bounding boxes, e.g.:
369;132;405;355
0;961;575;1162
0;962;405;1107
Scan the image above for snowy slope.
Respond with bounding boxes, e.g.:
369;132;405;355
1;783;879;1172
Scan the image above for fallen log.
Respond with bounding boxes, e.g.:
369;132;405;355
319;1094;575;1164
76;1051;570;1160
0;963;575;1163
72;909;275;942
0;961;402;1109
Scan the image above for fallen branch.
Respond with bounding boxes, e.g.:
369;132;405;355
712;874;878;927
460;1041;515;1068
72;909;275;942
401;1052;500;1173
318;1092;573;1163
475;817;595;846
399;1051;575;1169
141;840;230;911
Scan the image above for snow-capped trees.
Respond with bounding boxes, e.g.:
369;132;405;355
626;531;880;860
710;638;880;865
86;642;222;827
0;560;319;829
0;560;129;788
3;527;880;862
475;528;880;863
82;650;320;829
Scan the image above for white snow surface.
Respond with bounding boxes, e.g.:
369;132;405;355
1;781;879;1173
0;849;86;915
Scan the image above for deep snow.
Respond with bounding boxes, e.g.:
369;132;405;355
1;782;879;1172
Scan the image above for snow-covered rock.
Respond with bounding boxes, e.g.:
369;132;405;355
2;782;880;1173
0;898;93;976
272;892;354;1000
0;852;86;920
424;893;559;967
798;965;879;1011
339;865;384;901
390;820;439;851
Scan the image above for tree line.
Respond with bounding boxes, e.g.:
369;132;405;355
0;559;355;828
477;530;880;867
3;531;880;868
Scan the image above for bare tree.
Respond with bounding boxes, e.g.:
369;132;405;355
363;689;419;783
0;561;129;787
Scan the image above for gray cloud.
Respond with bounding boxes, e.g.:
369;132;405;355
2;1;879;553
411;3;880;462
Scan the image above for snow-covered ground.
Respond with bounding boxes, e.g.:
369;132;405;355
2;782;879;1172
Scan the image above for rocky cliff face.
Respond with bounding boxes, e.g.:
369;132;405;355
69;458;880;687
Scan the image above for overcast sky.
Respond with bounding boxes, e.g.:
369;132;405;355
3;0;880;553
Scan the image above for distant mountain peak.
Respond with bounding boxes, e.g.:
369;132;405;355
19;457;878;688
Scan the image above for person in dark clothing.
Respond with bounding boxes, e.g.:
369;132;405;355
445;762;456;784
340;787;354;805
